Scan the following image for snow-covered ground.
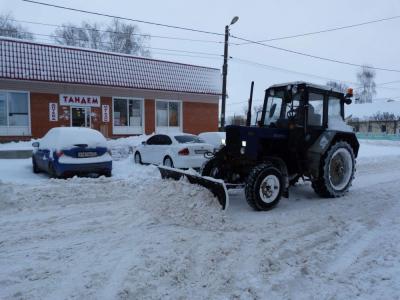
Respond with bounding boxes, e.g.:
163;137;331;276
0;140;399;299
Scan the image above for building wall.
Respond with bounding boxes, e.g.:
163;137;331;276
348;120;399;134
182;102;219;134
0;88;219;141
145;99;155;135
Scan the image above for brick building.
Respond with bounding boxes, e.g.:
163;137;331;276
0;37;221;142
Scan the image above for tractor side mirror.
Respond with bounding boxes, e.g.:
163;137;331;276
32;142;40;148
344;98;352;105
344;88;353;105
269;103;277;118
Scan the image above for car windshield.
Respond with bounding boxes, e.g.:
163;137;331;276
174;135;204;144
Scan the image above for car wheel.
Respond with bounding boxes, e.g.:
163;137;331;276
163;156;174;168
32;157;40;174
134;152;142;164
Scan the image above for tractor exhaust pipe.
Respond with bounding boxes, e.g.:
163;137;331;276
246;81;254;127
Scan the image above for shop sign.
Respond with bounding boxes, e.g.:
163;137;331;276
49;103;58;121
60;94;100;107
102;105;110;122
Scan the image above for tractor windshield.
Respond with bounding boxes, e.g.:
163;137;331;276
264;90;303;127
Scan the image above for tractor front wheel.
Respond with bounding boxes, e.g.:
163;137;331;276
245;163;283;211
312;141;355;197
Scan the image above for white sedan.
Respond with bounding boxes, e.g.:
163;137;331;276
133;133;214;169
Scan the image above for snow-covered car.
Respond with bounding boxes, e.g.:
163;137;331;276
133;133;214;169
32;127;112;178
198;132;226;151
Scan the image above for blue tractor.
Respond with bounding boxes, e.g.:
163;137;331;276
159;82;359;211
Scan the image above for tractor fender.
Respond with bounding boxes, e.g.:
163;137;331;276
307;131;359;178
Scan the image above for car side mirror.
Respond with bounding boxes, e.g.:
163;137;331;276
141;141;147;145
32;142;40;148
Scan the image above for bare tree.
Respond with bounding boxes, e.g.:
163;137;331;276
52;18;150;56
53;23;89;47
104;18;150;56
356;65;376;104
0;13;33;40
326;81;349;94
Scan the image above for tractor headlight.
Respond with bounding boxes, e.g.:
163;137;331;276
221;138;226;145
240;147;246;155
242;141;247;147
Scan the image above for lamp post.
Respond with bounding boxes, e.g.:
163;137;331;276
220;16;239;130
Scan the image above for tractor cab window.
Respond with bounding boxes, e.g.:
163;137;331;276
308;93;324;126
328;96;342;119
264;92;283;126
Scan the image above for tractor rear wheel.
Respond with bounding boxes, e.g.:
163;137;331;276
312;141;355;197
245;163;283;211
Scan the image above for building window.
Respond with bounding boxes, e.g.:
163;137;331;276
156;100;181;131
113;98;143;134
381;124;387;133
0;91;30;136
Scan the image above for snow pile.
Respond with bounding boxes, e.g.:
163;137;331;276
134;177;228;230
107;134;149;160
0;139;36;150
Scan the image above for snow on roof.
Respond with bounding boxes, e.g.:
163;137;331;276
40;127;107;150
0;37;221;95
269;81;344;93
346;100;400;120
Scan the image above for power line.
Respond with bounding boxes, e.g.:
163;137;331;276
231;57;358;85
10;18;224;44
21;0;400;74
231;35;400;73
236;15;400;44
22;0;224;37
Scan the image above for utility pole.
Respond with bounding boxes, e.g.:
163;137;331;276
220;25;229;130
220;16;239;130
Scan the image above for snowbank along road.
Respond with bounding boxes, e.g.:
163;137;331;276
0;140;399;299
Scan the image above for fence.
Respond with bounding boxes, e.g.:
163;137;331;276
356;132;400;141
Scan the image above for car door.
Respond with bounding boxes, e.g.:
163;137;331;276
141;135;160;164
35;143;50;171
154;135;173;164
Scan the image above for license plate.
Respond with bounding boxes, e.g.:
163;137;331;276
195;149;208;154
77;152;97;158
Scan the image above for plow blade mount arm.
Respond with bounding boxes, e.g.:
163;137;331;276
158;166;229;210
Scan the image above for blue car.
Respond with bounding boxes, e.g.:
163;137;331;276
32;127;112;178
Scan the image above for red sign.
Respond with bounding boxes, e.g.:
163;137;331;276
60;94;100;107
49;103;58;121
102;105;110;122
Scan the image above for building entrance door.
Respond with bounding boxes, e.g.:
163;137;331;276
71;107;91;127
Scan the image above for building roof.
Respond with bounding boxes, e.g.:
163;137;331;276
0;37;221;96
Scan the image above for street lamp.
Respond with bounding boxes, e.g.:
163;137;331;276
220;16;239;130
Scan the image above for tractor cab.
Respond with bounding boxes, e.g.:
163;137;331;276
259;82;353;133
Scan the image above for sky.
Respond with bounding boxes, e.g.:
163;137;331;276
2;0;400;118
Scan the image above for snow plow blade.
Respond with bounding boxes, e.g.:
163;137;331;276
158;166;229;210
